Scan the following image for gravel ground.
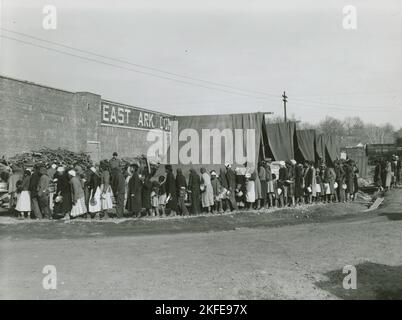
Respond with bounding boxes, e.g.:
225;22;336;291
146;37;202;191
0;189;401;299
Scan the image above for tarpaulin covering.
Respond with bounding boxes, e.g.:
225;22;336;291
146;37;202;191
296;129;316;162
163;112;264;175
265;122;296;161
316;134;340;164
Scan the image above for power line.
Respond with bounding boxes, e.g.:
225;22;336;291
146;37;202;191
1;27;280;98
0;34;280;101
2;28;399;112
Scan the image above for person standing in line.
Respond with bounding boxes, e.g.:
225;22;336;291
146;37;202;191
142;172;153;217
88;166;102;219
278;161;288;207
175;168;189;216
150;180;160;217
69;170;87;219
210;170;223;214
188;168;201;215
258;161;267;209
385;160;392;190
352;161;359;200
126;164;142;218
200;167;214;213
53;167;72;219
287;160;296;207
253;164;262;210
109;152;122;197
294;162;304;205
37;166;51;219
28;164;42;219
15;170;31;219
100;162;113;219
344;160;354;201
265;159;274;208
8;166;23;215
304;162;314;204
245;172;255;210
165;165;178;217
158;175;167;217
115;169;126;218
225;164;238;211
218;167;229;212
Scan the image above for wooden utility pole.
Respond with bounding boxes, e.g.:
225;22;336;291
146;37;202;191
282;91;288;123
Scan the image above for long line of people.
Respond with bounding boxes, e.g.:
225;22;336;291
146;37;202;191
7;152;400;220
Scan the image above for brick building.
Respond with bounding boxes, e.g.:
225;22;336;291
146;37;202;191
0;76;172;163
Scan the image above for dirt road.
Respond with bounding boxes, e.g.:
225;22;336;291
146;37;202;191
1;190;401;299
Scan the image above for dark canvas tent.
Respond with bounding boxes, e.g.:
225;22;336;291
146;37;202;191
164;112;265;175
264;122;297;161
316;134;340;164
295;129;316;162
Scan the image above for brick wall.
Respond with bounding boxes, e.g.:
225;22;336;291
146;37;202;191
0;76;171;163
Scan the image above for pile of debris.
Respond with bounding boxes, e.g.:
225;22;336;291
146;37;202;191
4;147;93;169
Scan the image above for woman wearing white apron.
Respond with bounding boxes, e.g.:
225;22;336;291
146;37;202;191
100;164;114;219
16;170;32;219
69;170;87;218
88;166;102;218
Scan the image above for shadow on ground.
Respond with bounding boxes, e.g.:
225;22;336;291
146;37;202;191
316;262;402;299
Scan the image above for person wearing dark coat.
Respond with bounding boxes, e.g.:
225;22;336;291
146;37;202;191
28;165;42;219
176;168;189;216
188;168;201;215
374;160;382;188
165;165;177;216
344;160;354;201
126;164;142;217
115;170;126;218
225;164;238;211
219;167;230;212
53;168;72;217
258;162;267;208
142;173;152;216
294;163;304;204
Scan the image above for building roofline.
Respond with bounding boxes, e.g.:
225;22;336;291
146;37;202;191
0;74;77;94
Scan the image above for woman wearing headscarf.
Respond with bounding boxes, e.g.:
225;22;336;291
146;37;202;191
165;165;177;216
15;170;31;219
53;167;72;219
200;167;214;213
175;168;189;216
100;162;113;218
126;164;142;217
188;168;201;215
69;169;87;219
244;163;256;209
88;165;102;218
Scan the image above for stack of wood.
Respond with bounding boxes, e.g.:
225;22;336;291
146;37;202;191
6;147;93;169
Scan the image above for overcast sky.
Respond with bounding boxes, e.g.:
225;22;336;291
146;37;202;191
1;0;401;127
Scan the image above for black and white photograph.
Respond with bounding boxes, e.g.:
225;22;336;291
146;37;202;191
0;0;401;304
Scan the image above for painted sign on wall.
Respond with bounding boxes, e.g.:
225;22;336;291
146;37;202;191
101;100;171;131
